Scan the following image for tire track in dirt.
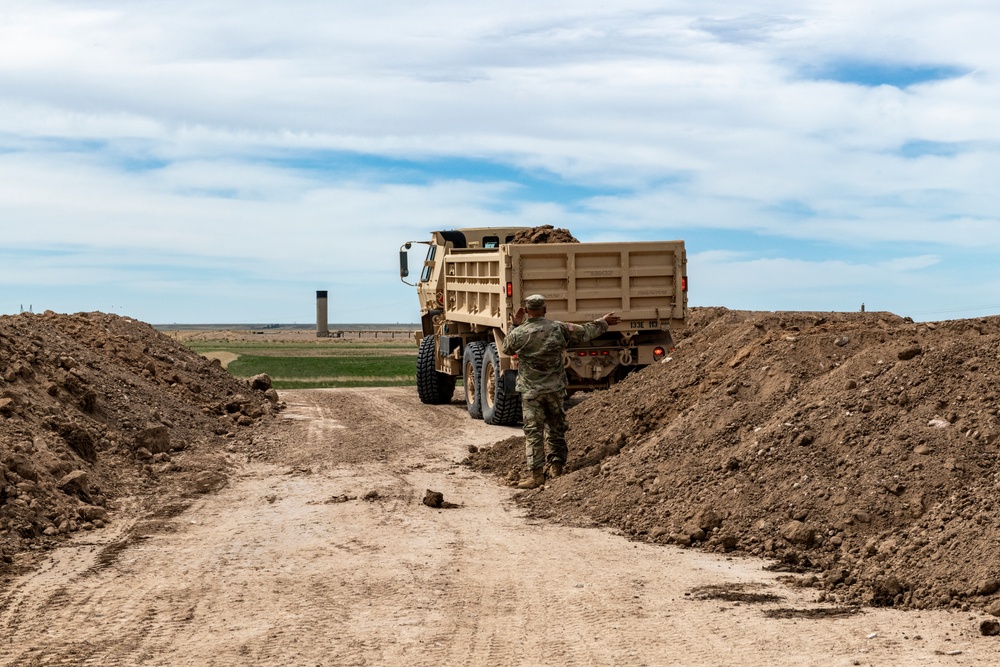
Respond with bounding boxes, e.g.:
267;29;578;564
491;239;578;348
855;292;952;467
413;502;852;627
0;513;146;665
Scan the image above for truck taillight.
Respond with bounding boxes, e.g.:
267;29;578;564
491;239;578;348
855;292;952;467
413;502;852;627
653;346;666;359
506;282;513;297
682;276;688;292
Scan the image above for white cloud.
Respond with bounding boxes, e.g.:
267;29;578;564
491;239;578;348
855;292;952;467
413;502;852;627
688;251;949;316
2;1;1000;321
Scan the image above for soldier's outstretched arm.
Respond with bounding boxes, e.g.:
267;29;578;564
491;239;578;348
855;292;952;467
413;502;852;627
566;313;616;345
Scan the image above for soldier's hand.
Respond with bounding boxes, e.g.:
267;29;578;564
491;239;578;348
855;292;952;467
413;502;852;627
512;307;526;326
602;312;621;325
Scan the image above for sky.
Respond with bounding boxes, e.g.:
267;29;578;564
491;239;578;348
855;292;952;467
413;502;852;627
2;1;999;324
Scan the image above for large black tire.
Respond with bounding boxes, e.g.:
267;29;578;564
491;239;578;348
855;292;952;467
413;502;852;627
463;341;486;419
417;335;456;404
481;342;522;425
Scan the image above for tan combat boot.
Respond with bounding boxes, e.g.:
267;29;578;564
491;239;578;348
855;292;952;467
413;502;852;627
547;461;563;478
517;468;546;489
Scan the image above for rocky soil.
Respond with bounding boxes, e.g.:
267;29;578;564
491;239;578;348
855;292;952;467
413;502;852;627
7;303;1000;622
469;307;1000;614
0;311;277;568
16;387;992;667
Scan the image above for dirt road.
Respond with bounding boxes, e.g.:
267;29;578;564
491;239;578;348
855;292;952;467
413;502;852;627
1;388;998;666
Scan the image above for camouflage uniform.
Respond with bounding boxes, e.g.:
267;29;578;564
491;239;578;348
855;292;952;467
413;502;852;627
501;315;609;471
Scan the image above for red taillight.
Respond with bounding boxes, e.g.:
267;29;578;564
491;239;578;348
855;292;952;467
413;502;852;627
653;346;666;358
577;351;587;357
681;276;688;292
601;350;609;356
506;282;513;297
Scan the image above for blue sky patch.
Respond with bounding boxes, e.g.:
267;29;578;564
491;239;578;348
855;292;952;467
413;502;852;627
898;140;964;159
0;134;104;155
803;60;969;88
115;154;171;172
0;134;170;172
266;151;629;204
685;227;937;264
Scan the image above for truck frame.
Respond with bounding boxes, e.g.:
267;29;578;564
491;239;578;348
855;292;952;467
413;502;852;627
400;227;687;426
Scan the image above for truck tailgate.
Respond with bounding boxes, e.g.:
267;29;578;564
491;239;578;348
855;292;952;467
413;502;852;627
441;240;687;330
511;241;686;327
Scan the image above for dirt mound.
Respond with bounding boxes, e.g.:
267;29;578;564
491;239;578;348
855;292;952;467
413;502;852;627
0;311;277;565
468;307;1000;613
509;225;579;244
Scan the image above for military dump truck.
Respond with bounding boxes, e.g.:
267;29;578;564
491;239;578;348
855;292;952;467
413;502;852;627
399;227;687;426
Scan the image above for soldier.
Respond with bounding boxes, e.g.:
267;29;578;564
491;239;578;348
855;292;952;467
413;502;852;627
502;294;621;489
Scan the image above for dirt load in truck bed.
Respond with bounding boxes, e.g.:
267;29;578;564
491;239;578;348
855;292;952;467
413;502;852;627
468;307;1000;614
508;224;579;244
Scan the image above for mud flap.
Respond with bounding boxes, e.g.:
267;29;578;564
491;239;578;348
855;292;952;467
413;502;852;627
503;369;519;396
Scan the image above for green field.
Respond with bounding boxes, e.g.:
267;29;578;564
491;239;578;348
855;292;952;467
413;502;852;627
182;340;418;389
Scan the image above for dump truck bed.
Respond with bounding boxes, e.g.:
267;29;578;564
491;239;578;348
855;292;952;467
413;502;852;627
443;241;686;331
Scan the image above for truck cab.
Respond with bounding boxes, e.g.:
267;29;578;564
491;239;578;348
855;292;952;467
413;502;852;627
411;227;530;335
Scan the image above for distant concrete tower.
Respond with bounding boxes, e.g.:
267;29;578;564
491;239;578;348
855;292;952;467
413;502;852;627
316;290;329;337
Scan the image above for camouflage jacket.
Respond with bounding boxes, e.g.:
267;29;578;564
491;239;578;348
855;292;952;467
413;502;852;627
501;317;609;398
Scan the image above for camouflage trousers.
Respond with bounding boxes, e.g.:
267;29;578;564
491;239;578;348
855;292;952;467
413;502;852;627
521;392;568;471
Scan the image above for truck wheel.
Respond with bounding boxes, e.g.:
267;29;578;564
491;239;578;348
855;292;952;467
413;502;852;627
463;341;486;419
481;342;522;425
416;335;456;404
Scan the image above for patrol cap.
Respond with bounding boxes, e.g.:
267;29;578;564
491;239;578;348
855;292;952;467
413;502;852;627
524;294;546;309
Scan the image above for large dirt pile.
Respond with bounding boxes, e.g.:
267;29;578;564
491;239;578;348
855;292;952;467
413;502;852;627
509;225;579;244
0;311;277;564
469;307;1000;613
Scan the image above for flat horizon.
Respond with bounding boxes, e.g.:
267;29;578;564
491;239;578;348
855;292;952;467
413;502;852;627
152;323;420;331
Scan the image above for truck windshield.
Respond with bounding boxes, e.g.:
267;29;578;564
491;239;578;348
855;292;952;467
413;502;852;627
420;245;436;282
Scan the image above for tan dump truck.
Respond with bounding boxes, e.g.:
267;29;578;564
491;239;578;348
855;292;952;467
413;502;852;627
399;227;687;425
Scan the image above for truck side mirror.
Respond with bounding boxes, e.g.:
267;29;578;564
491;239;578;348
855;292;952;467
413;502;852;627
400;251;409;278
399;242;414;285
